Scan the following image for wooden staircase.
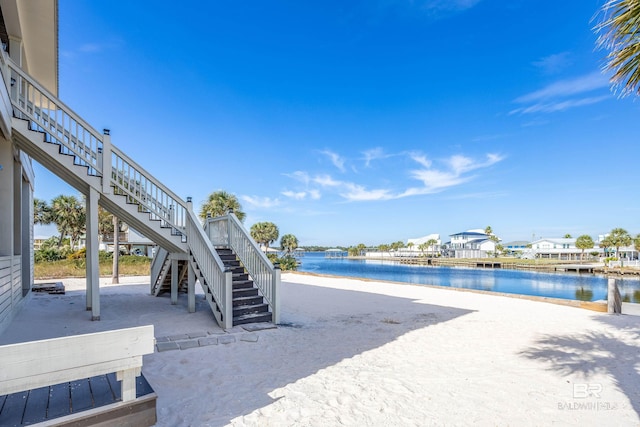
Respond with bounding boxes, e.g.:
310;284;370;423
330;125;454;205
7;57;278;328
217;248;273;325
152;248;272;326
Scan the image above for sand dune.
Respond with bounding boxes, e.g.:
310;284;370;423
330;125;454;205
1;273;638;426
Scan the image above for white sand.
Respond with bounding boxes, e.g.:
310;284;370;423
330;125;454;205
1;273;639;426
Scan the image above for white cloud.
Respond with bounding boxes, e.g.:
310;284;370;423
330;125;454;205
409;153;504;193
514;72;609;104
284;171;311;184
313;174;342;187
511;96;610;115
281;152;503;205
340;183;392;201
532;52;572;75
319;150;346;172
281;190;307;200
409;152;432;168
240;195;280;208
421;0;482;13
512;72;611;116
362;147;396;167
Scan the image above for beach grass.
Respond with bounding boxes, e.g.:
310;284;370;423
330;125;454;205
34;256;151;279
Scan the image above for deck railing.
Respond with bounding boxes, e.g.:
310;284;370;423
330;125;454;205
7;59;187;236
8;57;236;328
205;213;280;323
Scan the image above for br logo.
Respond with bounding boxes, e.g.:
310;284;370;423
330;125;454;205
573;383;602;399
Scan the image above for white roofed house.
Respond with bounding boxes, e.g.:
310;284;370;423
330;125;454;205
529;238;581;261
445;229;499;258
406;233;441;257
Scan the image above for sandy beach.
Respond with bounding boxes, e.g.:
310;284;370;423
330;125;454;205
1;273;638;426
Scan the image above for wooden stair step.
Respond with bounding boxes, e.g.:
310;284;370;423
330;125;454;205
232;287;258;298
232;295;263;307
233;303;269;317
233;312;272;325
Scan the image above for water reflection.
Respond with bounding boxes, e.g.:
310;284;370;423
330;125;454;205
297;253;640;302
575;287;594;302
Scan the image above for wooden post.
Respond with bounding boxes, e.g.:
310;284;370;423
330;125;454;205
188;261;195;313
112;215;119;284
171;257;178;305
101;130;112;195
273;262;281;324
86;187;100;320
607;278;621;314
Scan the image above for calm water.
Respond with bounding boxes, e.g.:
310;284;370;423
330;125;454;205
296;252;640;302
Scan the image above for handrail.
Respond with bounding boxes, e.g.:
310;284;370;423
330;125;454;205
8;59;187;235
186;207;233;328
9;59;103;176
206;213;280;323
9;59;238;327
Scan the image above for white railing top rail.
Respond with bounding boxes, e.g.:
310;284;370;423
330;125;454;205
110;145;186;213
8;58;105;175
8;58;188;233
227;213;275;268
186;209;228;274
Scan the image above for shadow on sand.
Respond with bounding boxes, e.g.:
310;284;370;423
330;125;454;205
0;279;474;426
519;314;640;418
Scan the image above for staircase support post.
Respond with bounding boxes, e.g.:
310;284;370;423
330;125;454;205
187;261;195;313
171;256;179;305
85;186;100;320
273;263;281;324
223;269;233;329
101;131;112;195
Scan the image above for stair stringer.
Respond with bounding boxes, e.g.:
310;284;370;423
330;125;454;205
12;117;187;254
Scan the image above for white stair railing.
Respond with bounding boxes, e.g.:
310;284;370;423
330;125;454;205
205;213;280;323
8;58;235;328
186;207;233;328
8;59;186;236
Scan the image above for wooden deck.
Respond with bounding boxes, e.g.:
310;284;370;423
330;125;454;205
0;373;156;426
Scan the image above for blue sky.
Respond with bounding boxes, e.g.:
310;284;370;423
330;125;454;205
34;0;640;246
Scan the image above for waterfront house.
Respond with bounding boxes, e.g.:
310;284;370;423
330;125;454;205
529;238;582;260
445;229;498;258
405;233;441;257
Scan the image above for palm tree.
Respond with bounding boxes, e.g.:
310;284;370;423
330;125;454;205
607;227;632;259
33;198;52;225
407;242;415;255
280;234;299;255
250;221;279;252
426;238;438;257
575;235;595;263
595;0;640;96
356;243;366;256
199;190;246;222
600;236;614;260
484;226;493;236
418;242;428;257
50;195;85;250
